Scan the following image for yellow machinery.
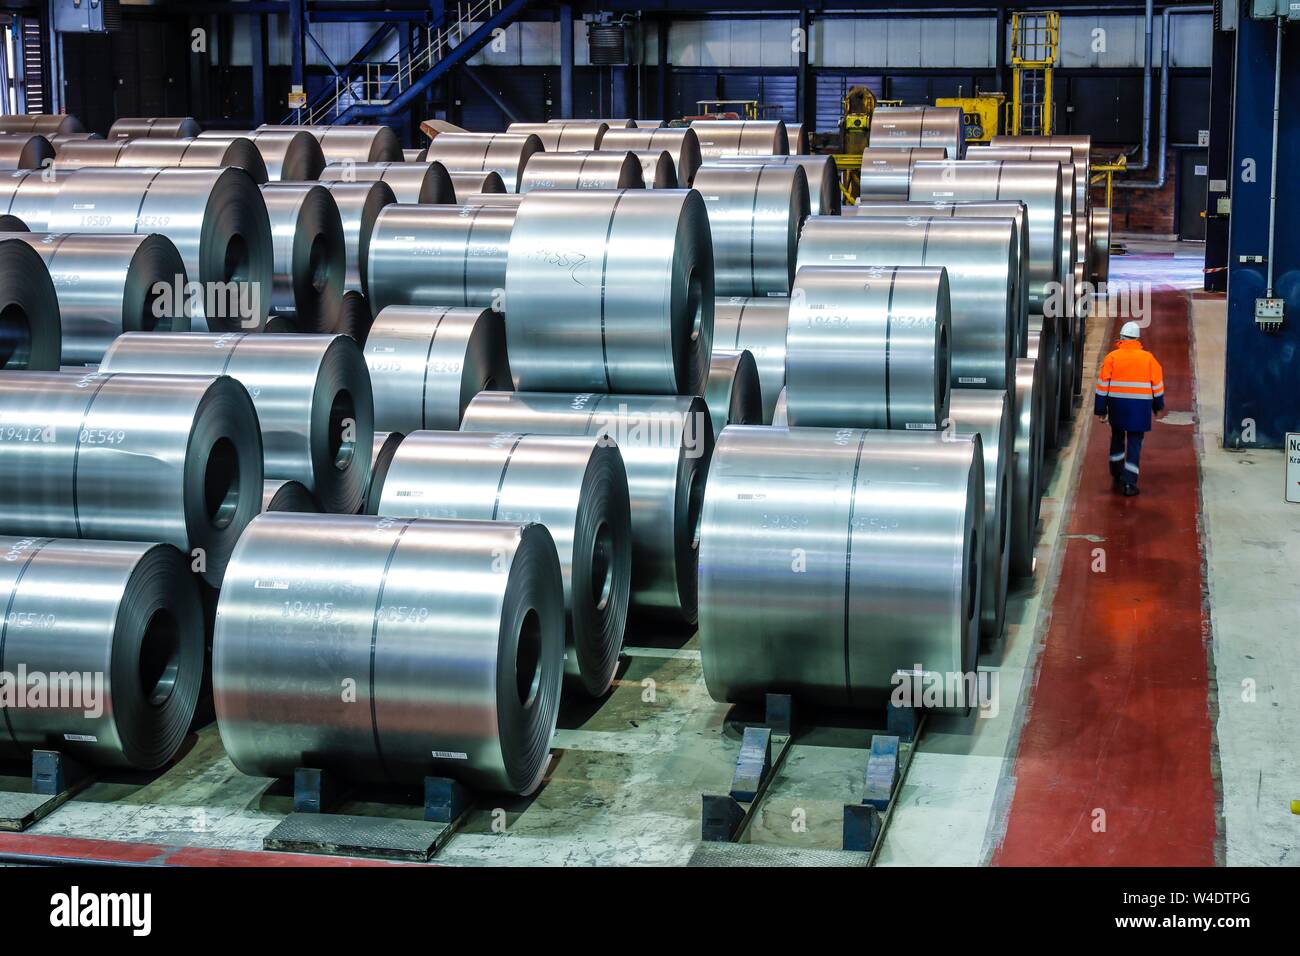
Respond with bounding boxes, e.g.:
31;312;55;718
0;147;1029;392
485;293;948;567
830;86;903;203
692;100;783;121
1007;11;1060;135
936;91;1006;143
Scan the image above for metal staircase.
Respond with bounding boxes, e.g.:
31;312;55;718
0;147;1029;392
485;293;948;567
19;17;46;114
1008;11;1060;136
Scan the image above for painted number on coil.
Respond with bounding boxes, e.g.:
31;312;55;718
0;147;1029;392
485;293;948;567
78;428;127;445
377;605;430;624
0;426;54;443
282;601;335;621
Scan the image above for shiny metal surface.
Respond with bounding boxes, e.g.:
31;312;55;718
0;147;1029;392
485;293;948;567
704;349;762;437
0;169;63;232
692;164;808;298
109;117;202;140
259;183;345;333
0;236;63;370
363;430;404;515
949;389;1012;644
967;144;1085;266
858;147;948;200
424;133;545;193
461;391;712;624
402;148;427;163
1010;356;1043;578
0;371;263;586
626;150;676;188
706;154;839;216
261;479;319;513
690;120;789;160
770;386;787;426
0;537;204;769
377;431;631;697
991;134;1092;190
449;169;506;197
0;114;84;136
699;425;983;708
504;189;714;396
1090;206;1111;283
318;161;454;205
599;127;702;186
366;203;516;315
336;290;372;345
0;134;53;170
197;129;326;181
7;232;189;365
43;167;274;332
507;121;608;151
786;266;952;430
798;216;1017;391
213;512;565;794
787;123;808;155
319;180;395;295
365;306;510;433
713;296;789;424
910;160;1062;314
257;124;403;164
100;332;374;515
58;137;270;183
518;151;644;192
1027;322;1061;449
0;214;26;231
869;106;965;158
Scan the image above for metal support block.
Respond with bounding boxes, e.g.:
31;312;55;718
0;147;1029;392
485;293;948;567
292;767;345;814
701;794;746;842
730;726;772;803
862;735;900;810
842;803;882;852
0;751;93;832
32;750;86;797
423;776;471;824
887;699;920;743
765;693;793;735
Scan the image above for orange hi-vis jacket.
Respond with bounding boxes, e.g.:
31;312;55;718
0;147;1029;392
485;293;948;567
1094;339;1165;432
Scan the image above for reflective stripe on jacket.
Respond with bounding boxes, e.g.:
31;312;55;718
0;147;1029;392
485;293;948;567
1094;339;1165;432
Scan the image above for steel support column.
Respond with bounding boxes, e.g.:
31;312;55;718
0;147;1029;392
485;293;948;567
560;4;574;119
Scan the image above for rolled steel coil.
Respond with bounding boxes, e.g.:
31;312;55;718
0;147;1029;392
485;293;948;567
449;169;506;197
197;129;326;181
949;389;1012;645
627;150;676;188
1027;321;1061;450
0;169;61;232
713;296;789;424
991;134;1092;193
0;537;204;769
690;120;789;161
257;124;403;164
519;151;644;192
320;180;395;295
869;106;964;159
0;237;63;371
0;214;26;231
365;306;510;434
770;386;788;426
461;391;712;624
1089;206;1111;283
699;425;984;708
0;371;262;586
565;119;634;129
366;203;516;314
318;160;454;205
0;114;84;136
107;137;269;183
261;479;319;514
100;333;374;515
459;192;523;208
214;512;565;793
599;127;701;186
787;123;809;155
403;148;426;162
376;431;632;697
109;117;203;140
507;121;609;152
259;182;345;333
424;132;544;193
967;144;1085;267
910;160;1062;314
633;120;664;129
858;147;948;200
336;290;373;346
692;164;808;298
9;232;189;365
504;189;714;396
797;215;1017;390
44;167;274;332
704;349;762;437
786;266;952;431
706;154;840;216
1010;356;1043;578
364;430;404;515
0;134;53;171
48;131;101;149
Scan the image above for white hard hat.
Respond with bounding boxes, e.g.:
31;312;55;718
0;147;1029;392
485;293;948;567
1120;321;1142;339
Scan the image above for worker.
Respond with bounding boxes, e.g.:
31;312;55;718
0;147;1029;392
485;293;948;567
1095;321;1165;496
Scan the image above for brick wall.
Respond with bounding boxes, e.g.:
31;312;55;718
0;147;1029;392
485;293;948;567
1091;148;1178;237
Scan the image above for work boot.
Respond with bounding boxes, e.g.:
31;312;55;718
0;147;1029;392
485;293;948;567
1122;484;1140;497
1112;477;1124;492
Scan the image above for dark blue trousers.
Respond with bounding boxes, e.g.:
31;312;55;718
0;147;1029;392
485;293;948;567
1109;426;1144;487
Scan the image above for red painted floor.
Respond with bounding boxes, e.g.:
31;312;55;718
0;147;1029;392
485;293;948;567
993;275;1218;866
0;831;414;866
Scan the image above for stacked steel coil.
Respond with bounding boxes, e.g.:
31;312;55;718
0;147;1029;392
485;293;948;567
1028;323;1061;450
0;236;64;370
599;127;702;185
626;150;677;188
197;128;326;181
0;134;53;170
375;431;632;696
319;180;396;295
100;333;374;515
0;169;61;232
259;183;346;333
1090;207;1112;283
213;512;565;794
261;479;320;513
787;123;809;155
704;349;763;436
1010;356;1044;578
424;132;545;193
504;189;714;396
449;169;506;197
364;430;405;515
507;121;608;151
257;124;404;164
54;137;270;183
706;153;840;216
712;296;789;424
691;120;789;160
109;117;202;140
0;114;84;136
318;161;454;205
869;106;965;159
518;151;644;191
858;147;948;200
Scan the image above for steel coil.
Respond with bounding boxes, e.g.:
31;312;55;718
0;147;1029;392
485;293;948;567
460;391;712;624
424;133;545;193
692;164;808;298
70;137;270;183
626;150;676;188
858;147;948;200
48;131;100;149
704;349;762;437
376;431;632;697
786;266;952;430
109;117;202;140
504;189;714;396
261;479;319;513
869;106;964;159
599;127;702;186
336;290;372;345
100;332;374;515
633;120;664;129
519;151;644;192
320;180;395;295
910;160;1062;314
449;170;506;197
713;296;789;424
0;237;63;370
507;121;608;151
1010;356;1043;578
0;371;262;586
365;305;510;433
967;144;1085;266
787;123;809;155
8;232;189;365
1090;206;1111;283
197;129;326;181
460;192;523;208
259;183;345;333
1027;322;1061;450
0;537;204;769
797;215;1017;390
770;387;788;426
0;115;83;136
257;124;403;164
0;214;26;231
402;148;427;163
44;167;274;332
318;160;454;205
0;169;61;232
366;203;516;315
364;430;404;515
0;134;53;171
690;120;789;161
991;134;1092;191
699;425;984;708
706;154;840;216
213;512;565;794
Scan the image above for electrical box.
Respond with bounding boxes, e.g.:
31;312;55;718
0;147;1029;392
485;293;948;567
1255;297;1285;332
1249;0;1300;17
52;0;120;33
